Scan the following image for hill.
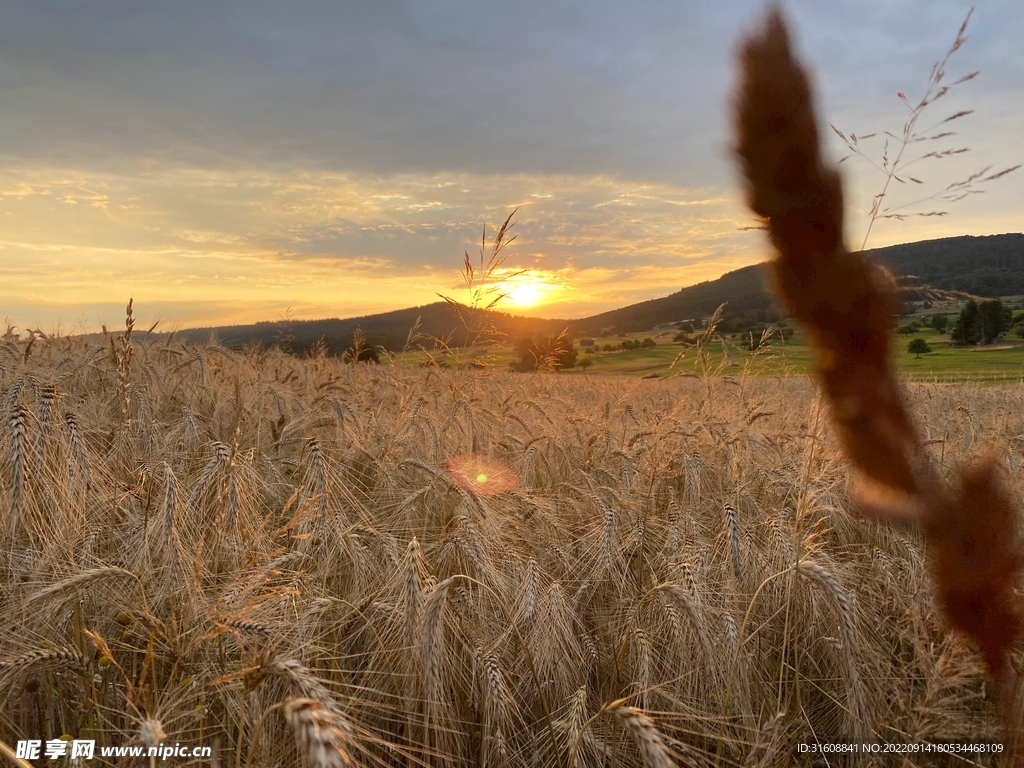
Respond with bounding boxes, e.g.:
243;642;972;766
864;233;1024;295
182;233;1024;350
565;233;1024;335
179;302;569;354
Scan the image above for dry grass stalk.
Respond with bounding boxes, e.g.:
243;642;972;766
734;6;1024;749
399;457;489;518
430;209;523;369
830;10;1019;248
219;431;241;530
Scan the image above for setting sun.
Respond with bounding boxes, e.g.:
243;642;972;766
507;282;543;307
498;272;563;309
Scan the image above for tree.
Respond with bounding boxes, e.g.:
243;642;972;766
579;357;593;370
951;298;1012;344
930;313;949;334
977;298;1013;343
950;299;978;345
907;338;931;358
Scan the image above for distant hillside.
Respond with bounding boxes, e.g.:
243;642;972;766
865;233;1024;296
565;233;1024;335
565;263;772;335
180;302;568;353
184;233;1023;351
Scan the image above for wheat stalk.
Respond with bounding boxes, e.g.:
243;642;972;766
422;577;453;701
479;648;509;766
63;410;92;492
796;559;866;736
9;404;28;516
519;558;539;623
724;504;743;583
735;6;1024;751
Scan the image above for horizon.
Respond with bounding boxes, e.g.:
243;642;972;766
3;1;1022;334
127;230;1024;336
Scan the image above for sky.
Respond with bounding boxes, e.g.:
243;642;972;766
2;0;1022;333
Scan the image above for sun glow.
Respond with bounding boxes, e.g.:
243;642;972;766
507;282;543;307
499;273;561;308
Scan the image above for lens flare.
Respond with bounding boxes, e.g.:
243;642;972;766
446;455;518;496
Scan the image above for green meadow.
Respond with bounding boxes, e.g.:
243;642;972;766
388;296;1024;383
568;331;1024;383
393;329;1024;383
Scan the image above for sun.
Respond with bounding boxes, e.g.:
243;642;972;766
500;273;560;308
507;282;543;307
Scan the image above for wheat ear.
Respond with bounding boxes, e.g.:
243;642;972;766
607;701;676;768
284;697;355;768
29;566;135;604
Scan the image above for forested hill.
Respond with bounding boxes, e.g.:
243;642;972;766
866;233;1024;295
565;233;1024;334
181;233;1023;348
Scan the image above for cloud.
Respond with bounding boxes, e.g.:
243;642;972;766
0;1;1021;330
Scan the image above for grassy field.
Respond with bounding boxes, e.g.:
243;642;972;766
389;303;1024;384
441;328;1024;383
1;333;1019;766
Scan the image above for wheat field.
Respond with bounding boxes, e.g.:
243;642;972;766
1;329;1019;767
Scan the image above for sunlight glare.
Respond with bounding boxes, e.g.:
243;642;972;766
507;282;543;307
